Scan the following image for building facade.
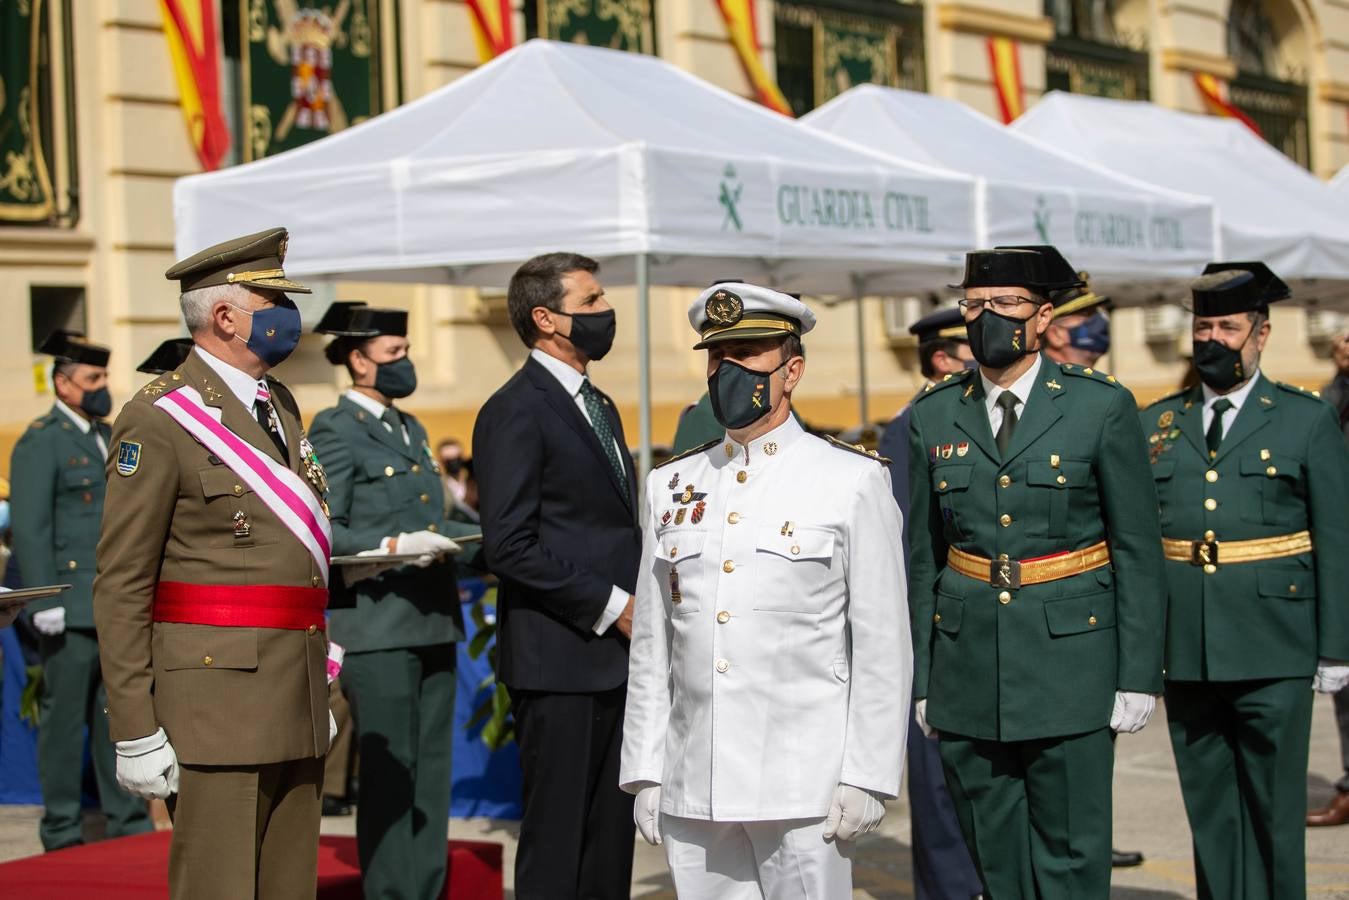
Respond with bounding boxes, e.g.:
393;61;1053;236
1;0;1346;462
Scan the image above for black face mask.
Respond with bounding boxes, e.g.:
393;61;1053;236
79;386;112;419
967;308;1037;370
441;459;463;478
1193;327;1255;392
708;358;787;430
371;355;417;399
555;309;616;362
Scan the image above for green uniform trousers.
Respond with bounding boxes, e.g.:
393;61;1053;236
168;757;323;900
938;727;1114;900
343;644;457;900
1166;678;1313;900
37;629;150;849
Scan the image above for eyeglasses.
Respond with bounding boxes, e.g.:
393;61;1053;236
958;295;1037;314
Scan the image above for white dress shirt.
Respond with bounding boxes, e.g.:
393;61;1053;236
344;389;408;445
981;354;1043;434
529;347;630;635
1201;369;1262;438
194;347;287;448
55;399;108;459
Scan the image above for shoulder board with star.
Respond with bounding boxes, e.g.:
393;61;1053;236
653;438;720;470
138;371;186;399
824;435;891;465
911;369;973;404
1057;362;1122;387
1273;380;1323;402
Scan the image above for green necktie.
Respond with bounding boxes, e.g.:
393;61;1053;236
579;380;630;503
1206;398;1233;458
995;391;1020;457
381;406;407;445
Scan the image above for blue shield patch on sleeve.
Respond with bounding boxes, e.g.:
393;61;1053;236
116;440;141;476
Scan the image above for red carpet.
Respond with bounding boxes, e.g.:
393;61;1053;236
0;831;503;898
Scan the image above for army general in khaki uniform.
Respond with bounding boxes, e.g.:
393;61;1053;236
95;228;332;900
1143;264;1349;900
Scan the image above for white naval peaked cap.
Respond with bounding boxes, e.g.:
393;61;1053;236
687;281;817;350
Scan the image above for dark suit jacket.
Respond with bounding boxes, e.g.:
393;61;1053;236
472;355;640;693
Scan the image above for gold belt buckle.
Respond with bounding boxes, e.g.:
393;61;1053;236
1191;540;1219;567
990;555;1022;589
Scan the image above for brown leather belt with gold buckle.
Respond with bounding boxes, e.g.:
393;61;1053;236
1160;530;1312;568
946;541;1111;589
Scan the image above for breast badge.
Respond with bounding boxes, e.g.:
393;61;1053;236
667;472;680;490
691;501;706;524
674;508;687;525
232;510;251;538
661;510;673;526
674;484;707;505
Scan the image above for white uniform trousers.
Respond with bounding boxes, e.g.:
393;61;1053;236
662;814;853;899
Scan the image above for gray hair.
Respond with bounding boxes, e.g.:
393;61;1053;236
180;283;245;333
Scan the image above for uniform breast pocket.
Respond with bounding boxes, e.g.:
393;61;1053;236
198;468;254;547
358;459;400;512
1025;458;1093;538
58;466;102;520
656;529;707;615
932;464;974;541
1239;454;1304;526
752;525;837;614
1150;459;1176;528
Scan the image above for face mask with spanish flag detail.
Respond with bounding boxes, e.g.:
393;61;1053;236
708;358;788;430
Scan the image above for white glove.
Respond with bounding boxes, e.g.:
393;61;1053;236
32;606;66;636
1109;691;1157;733
328;711;337;744
1314;661;1349;694
634;784;662;845
914;698;933;738
822;783;886;842
394;531;461;567
343;547;405;584
115;728;180;799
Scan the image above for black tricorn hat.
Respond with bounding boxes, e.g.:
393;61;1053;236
136;338;194;375
314;302;408;338
909;306;967;343
950;246;1085;294
1190;269;1273;317
1199;261;1290;309
38;330;110;367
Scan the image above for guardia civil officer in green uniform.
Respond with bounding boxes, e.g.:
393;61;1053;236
309;302;481;900
908;246;1167;898
1143;263;1349;900
11;331;151;850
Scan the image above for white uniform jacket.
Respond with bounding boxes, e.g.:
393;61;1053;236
620;415;912;821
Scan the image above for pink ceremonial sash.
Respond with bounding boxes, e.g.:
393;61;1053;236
154;386;332;585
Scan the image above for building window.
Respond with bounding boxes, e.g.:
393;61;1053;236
1227;0;1309;168
234;0;397;162
774;1;926;117
1044;0;1149;101
1;0;78;226
526;1;657;55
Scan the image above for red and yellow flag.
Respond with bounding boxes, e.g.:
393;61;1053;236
160;0;229;171
987;38;1024;124
714;0;793;116
467;0;515;63
1193;72;1263;137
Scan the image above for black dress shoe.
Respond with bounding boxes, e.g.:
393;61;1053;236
322;795;353;817
1112;848;1144;867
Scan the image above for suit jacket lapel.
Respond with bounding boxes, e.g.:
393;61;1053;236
953;376;999;464
524;358;631;507
1213;374;1275;464
999;363;1064;466
1172;386;1208;462
346;395;419;463
273;389;303;471
180;353;287;467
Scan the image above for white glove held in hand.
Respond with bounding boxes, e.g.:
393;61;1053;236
1314;661;1349;694
914;698;933;738
822;784;886;842
328;711;338;744
1109;691;1156;733
115;728;180;799
634;785;662;845
394;531;461;566
32;607;66;636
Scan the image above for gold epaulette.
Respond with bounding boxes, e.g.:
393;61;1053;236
653;438;720;470
825;435;890;465
1058;363;1121;386
912;369;973;403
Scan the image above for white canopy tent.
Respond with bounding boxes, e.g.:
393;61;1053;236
802;85;1217;302
1014;92;1349;304
174;40;981;465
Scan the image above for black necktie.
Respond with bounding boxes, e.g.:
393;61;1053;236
1206;398;1233;458
579;380;630;503
253;383;287;458
381;406;406;445
995;391;1020;457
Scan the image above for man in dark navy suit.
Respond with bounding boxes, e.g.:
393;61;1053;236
473;252;640;900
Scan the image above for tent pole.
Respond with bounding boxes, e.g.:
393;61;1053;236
853;273;869;427
636;253;653;488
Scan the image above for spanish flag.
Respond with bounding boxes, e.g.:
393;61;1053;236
714;0;793;116
467;0;515;63
1193;72;1263;137
159;0;229;171
987;38;1024;124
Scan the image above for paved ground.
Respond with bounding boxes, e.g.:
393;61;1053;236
2;697;1346;897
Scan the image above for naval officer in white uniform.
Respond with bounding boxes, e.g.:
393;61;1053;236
620;281;911;898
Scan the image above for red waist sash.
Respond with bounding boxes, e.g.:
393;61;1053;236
153;581;327;631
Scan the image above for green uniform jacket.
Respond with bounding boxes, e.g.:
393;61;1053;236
10;406;109;626
908;357;1167;742
1141;374;1349;681
309;396;480;653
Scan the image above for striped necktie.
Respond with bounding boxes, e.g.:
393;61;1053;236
254;382;287;457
